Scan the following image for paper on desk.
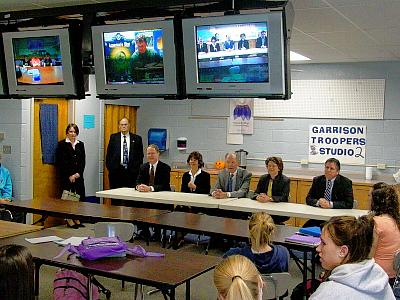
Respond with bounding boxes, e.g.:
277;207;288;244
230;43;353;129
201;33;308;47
54;236;88;246
25;236;63;244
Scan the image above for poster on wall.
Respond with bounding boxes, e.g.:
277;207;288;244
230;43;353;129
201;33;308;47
309;125;366;165
228;99;254;135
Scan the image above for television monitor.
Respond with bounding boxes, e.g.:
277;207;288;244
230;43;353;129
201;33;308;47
2;27;84;98
182;12;290;99
92;19;180;98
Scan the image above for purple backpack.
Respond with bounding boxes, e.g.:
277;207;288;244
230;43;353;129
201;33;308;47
53;269;100;300
54;236;165;260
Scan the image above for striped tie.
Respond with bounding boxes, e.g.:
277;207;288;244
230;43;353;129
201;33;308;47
324;180;332;201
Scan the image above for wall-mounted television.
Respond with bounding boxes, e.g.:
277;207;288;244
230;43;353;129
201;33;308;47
182;12;290;99
2;27;84;98
92;19;180;98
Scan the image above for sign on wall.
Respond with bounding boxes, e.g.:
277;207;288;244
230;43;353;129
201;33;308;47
309;125;366;165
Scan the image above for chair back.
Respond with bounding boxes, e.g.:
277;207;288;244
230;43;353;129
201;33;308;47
94;222;135;242
262;272;291;300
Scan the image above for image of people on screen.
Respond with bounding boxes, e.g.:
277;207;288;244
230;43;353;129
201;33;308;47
13;36;63;85
209;36;221;52
223;35;235;50
238;33;250;50
129;34;164;84
256;30;268;48
197;38;208;53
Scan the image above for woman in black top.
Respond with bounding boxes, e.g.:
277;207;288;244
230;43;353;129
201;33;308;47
56;123;86;228
180;151;210;194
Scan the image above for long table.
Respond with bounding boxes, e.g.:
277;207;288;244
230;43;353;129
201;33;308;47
0;228;221;300
0;220;43;239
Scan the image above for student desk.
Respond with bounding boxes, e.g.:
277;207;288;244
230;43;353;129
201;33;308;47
0;228;221;300
0;220;43;239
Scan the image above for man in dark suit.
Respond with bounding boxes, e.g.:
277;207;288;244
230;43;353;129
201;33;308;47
256;30;268;48
106;117;143;205
238;33;250;50
304;157;354;227
136;144;171;192
197;38;208;53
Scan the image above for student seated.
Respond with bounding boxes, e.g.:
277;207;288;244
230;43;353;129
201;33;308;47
0;153;12;203
214;255;263;300
224;212;289;274
310;215;395;299
0;244;34;300
369;184;400;286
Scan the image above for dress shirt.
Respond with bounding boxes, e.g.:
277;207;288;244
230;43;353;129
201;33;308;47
148;161;159;192
65;137;79;150
226;170;237;198
317;176;336;208
189;168;202;191
120;133;130;165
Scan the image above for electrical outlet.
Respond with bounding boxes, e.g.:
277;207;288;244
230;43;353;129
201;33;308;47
377;163;386;170
0;132;4;141
300;159;308;165
2;145;11;154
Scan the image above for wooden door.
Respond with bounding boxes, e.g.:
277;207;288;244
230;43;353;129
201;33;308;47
33;98;69;227
103;105;138;205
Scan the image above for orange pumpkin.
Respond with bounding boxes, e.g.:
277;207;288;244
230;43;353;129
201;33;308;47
214;160;225;170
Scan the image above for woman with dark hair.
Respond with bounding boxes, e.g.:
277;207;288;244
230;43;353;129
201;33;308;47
310;215;395;299
0;244;34;300
370;185;400;285
180;151;210;194
56;123;86;228
252;156;290;224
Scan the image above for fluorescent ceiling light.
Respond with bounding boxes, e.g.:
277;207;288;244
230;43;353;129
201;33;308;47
290;51;311;61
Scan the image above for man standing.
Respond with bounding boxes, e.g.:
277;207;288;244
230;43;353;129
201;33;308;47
106;117;143;205
304;157;354;227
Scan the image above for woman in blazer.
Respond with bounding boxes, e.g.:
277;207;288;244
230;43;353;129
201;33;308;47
180;151;210;194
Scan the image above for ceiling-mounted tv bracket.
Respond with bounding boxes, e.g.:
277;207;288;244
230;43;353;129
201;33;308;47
224;0;240;15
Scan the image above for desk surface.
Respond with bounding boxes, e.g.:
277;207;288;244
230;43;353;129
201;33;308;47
96;188;232;208
0;228;221;288
220;198;368;221
3;199;169;223
0;220;43;239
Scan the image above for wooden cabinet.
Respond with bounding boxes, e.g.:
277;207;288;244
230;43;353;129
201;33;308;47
353;185;371;210
170;170;183;192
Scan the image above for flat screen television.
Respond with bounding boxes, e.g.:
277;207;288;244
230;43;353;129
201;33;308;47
2;27;84;98
92;19;179;98
182;12;290;98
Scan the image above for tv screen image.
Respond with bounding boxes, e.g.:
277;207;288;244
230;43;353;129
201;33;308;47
12;35;64;85
195;22;269;83
103;29;164;85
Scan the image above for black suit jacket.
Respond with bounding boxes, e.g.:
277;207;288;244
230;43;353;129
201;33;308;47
180;170;211;194
106;132;143;178
197;43;208;53
253;173;290;202
238;39;249;49
136;161;171;192
306;174;354;209
256;37;268;48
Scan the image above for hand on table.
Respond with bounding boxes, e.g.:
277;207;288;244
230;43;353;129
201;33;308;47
212;189;228;199
136;184;152;192
256;193;273;203
318;198;331;209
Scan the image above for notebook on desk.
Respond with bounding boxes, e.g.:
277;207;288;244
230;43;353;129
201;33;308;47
299;226;321;237
285;233;321;246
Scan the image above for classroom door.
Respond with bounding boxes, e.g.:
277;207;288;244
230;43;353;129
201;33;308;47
103;105;138;205
33;98;69;226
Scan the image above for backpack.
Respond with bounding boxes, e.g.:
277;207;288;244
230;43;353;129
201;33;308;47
54;236;165;261
53;269;100;300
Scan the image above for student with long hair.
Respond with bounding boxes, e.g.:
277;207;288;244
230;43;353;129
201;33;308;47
369;185;400;286
224;212;289;274
310;215;395;299
214;255;263;300
0;244;34;300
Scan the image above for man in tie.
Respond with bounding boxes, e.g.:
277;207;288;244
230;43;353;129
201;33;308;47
304;157;354;227
211;152;252;199
136;144;171;192
106;117;143;205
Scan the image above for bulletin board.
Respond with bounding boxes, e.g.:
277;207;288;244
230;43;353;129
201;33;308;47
254;79;385;119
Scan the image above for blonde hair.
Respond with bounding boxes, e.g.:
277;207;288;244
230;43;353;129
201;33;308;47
248;212;275;250
214;255;261;300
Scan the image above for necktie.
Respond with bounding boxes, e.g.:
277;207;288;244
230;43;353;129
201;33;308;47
324;180;332;201
122;135;128;169
267;180;273;197
227;174;234;192
149;164;155;186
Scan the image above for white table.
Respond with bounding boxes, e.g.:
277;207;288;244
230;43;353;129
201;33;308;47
96;188;233;208
219;198;369;221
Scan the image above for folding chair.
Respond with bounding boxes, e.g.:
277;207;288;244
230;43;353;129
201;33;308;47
262;272;291;300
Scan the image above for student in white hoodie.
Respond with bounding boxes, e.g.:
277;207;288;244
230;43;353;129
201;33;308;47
310;215;395;300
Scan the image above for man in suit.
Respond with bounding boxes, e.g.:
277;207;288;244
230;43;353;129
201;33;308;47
197;38;208;53
106;117;143;205
136;144;171;192
211;152;252;199
304;157;354;227
256;30;268;48
238;33;250;50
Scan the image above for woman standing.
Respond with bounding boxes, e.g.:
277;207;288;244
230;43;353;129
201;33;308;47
56;123;85;228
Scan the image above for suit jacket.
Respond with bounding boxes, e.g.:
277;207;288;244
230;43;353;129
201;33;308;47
211;168;252;198
256;36;268;48
181;170;211;194
136;161;171;192
306;174;354;209
197;43;208;53
238;39;249;50
106;132;143;177
209;43;221;52
253;173;290;202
